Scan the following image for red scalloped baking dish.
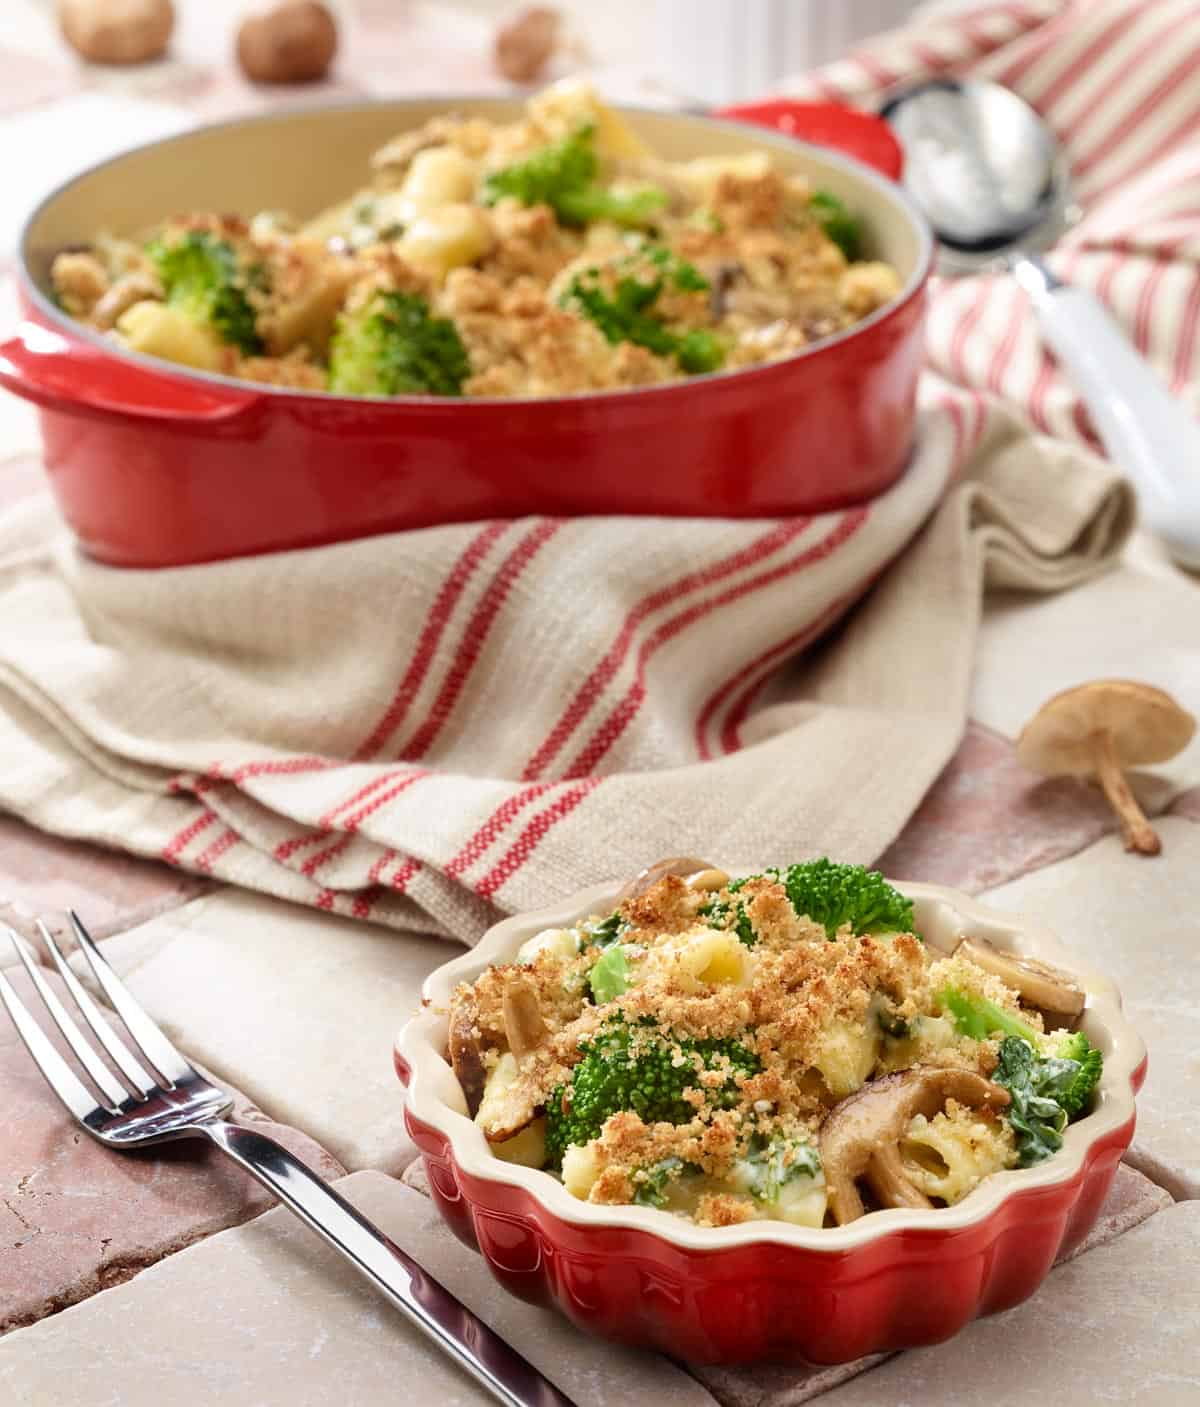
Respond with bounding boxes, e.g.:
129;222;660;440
0;99;928;567
394;879;1146;1365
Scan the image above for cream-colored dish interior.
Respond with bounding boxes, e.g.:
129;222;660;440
396;877;1144;1251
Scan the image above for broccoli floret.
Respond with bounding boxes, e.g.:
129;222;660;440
588;943;631;1003
703;860;914;945
731;859;915;940
938;985;1040;1044
1043;1030;1104;1118
563;265;676;354
700;895;757;947
737;1133;822;1203
809;190;864;260
544;1018;760;1170
483;126;597;210
631;1156;686;1208
580;910;628;949
557;186;668;229
147;230;263;355
560;247;725;376
482;125;665;229
327;290;469;397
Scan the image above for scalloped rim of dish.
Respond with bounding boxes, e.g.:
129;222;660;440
396;877;1145;1252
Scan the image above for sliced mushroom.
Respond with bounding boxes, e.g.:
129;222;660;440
1016;681;1195;856
92;273;162;330
709;262;741;320
616;856;717;905
502;974;548;1062
956;936;1085;1021
447;987;492;1118
820;1068;1010;1225
864;1143;933;1211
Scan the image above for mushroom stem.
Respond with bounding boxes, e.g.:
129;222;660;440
1089;728;1161;855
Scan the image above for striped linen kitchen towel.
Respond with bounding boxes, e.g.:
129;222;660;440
0;0;1179;946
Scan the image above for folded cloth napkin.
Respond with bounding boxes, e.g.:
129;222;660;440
0;0;1177;947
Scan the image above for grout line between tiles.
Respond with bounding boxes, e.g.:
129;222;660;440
1122;1148;1192;1204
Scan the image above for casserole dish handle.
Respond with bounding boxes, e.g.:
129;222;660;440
717;100;904;180
0;321;261;426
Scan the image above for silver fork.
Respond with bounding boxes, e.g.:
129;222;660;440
0;913;574;1407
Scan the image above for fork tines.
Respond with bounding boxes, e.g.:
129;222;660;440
0;912;191;1126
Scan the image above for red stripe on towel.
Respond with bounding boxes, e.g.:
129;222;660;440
398;519;564;762
521;520;810;782
353;521;510;762
160;808;218;863
562;510;871;780
474;780;602;899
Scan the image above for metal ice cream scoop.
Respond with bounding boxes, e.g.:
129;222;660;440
883;78;1200;570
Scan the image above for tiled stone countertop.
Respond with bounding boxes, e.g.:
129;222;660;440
0;4;1198;1404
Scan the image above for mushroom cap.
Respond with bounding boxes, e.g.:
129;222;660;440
616;856;716;906
1016;679;1195;777
956;937;1085;1020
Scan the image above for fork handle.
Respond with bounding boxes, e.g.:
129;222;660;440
201;1121;576;1407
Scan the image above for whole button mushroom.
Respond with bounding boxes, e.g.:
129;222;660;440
493;6;561;84
58;0;174;65
1016;680;1195;856
236;0;338;84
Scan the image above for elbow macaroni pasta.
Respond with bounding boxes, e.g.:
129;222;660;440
900;1103;1017;1205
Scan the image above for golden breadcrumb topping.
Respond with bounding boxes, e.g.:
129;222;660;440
51;80;901;401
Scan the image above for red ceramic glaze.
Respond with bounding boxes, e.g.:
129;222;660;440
396;1052;1145;1366
0;100;931;568
717;100;905;180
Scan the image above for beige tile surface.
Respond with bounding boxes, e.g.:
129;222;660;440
0;1170;719;1407
0;965;345;1335
876;721;1128;893
816;1201;1200;1407
971;556;1200;794
981;817;1200;1199
70;889;456;1174
0;812;209;944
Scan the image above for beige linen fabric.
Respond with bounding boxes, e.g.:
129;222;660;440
0;376;1131;942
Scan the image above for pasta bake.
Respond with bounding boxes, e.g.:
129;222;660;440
48;79;902;400
447;859;1103;1229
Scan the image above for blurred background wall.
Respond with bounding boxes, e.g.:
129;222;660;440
429;0;927;102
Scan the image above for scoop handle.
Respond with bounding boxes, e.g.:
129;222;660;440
0;321;262;427
1015;256;1200;570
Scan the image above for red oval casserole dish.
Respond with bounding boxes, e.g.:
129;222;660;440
395;880;1146;1365
0;99;931;567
